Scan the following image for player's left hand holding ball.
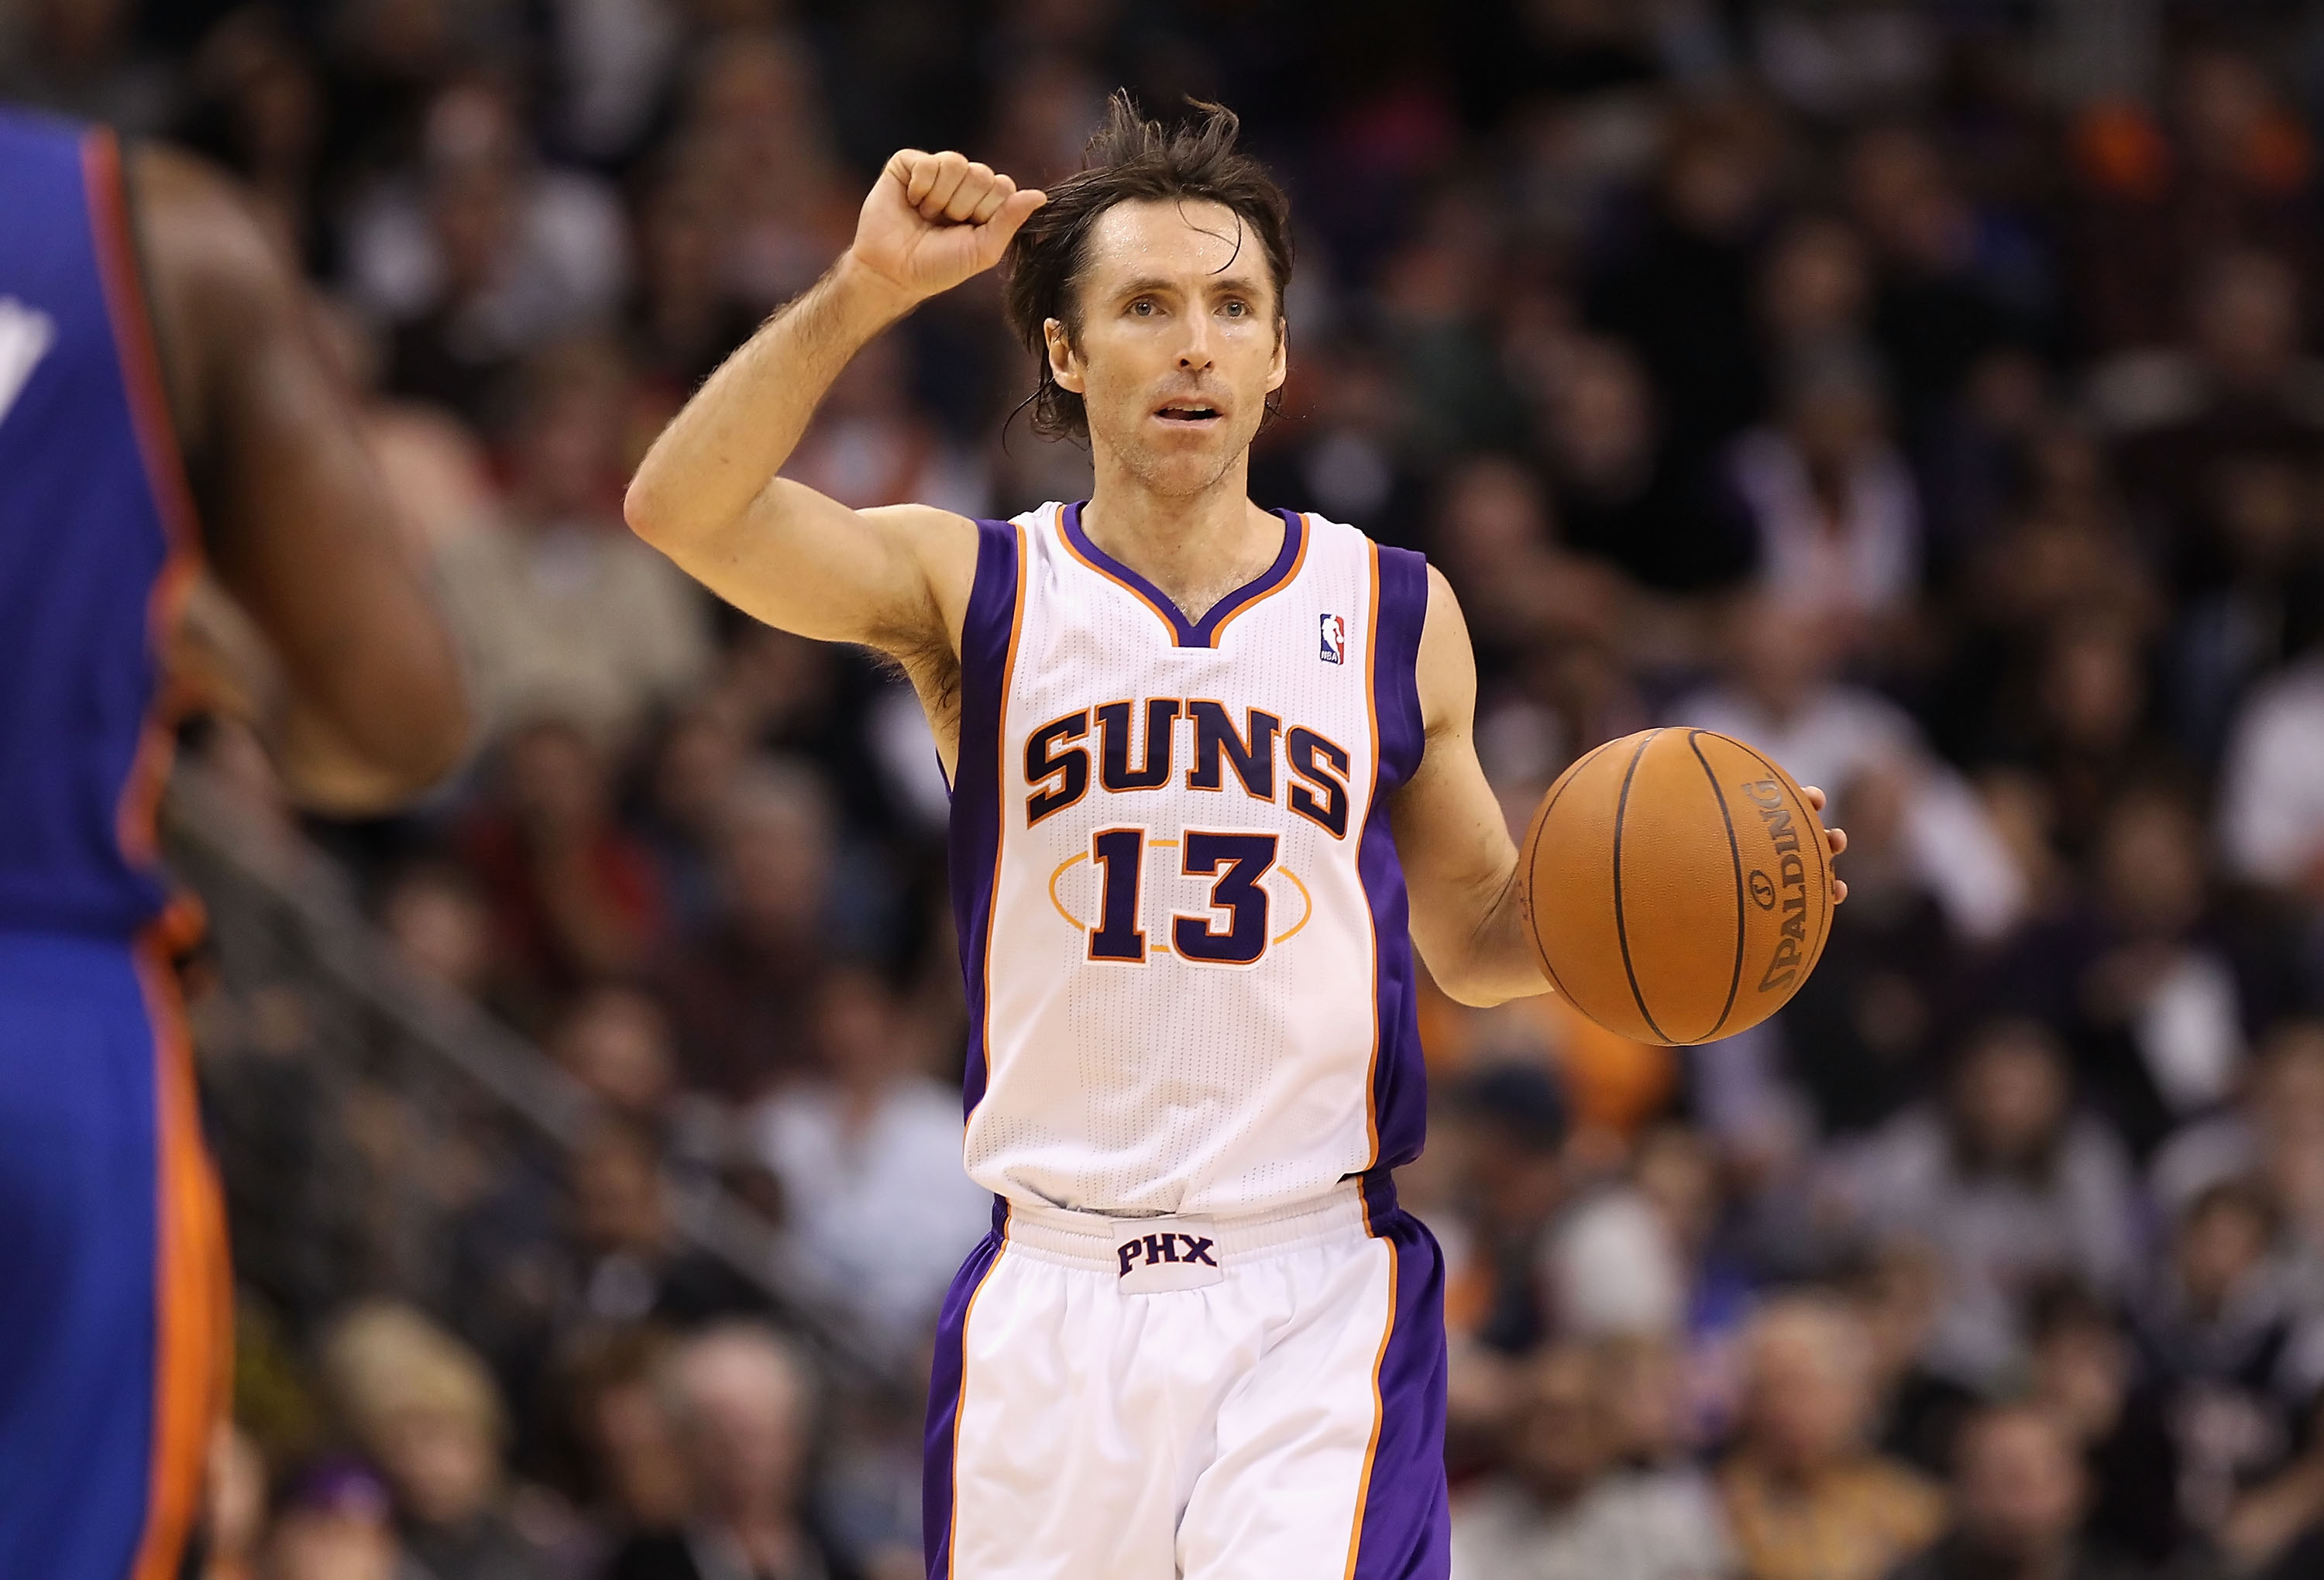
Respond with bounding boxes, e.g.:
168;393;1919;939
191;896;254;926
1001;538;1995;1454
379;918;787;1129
1803;784;1849;905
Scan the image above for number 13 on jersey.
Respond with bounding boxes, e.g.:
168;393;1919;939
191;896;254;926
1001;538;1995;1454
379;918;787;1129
1072;828;1292;966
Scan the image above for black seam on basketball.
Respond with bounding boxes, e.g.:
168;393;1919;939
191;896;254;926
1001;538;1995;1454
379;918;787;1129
1689;730;1747;1043
1611;730;1669;1043
1524;740;1616;1006
1733;740;1837;972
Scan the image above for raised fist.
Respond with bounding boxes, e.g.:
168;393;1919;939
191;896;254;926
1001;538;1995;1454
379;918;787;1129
845;150;1047;307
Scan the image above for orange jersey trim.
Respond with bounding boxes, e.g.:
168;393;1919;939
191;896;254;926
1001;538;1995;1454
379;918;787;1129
129;934;232;1580
84;129;205;874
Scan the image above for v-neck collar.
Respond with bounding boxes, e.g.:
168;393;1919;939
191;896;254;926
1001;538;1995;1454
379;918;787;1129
1059;500;1308;649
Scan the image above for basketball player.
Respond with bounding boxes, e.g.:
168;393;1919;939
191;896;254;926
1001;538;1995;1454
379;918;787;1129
628;98;1844;1578
0;112;469;1575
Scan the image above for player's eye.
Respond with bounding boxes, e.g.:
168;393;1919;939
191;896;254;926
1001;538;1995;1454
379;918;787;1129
1129;297;1156;316
1222;299;1247;317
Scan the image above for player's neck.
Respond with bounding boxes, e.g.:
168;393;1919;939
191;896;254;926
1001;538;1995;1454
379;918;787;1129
1080;457;1281;624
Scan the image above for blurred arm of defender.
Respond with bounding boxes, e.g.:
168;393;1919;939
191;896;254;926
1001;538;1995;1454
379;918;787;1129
135;147;470;814
1394;569;1848;1008
622;151;1045;764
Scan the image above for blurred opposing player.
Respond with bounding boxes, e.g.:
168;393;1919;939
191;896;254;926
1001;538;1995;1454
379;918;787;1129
629;95;1838;1579
0;111;469;1575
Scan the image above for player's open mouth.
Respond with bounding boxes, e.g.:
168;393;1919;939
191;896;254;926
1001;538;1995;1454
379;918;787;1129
1155;404;1223;424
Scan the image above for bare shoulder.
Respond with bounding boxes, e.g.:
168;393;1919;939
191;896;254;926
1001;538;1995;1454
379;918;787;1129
126;143;284;310
123;143;297;453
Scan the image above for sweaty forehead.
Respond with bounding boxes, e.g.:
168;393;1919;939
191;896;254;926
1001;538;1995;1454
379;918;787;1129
1076;198;1270;300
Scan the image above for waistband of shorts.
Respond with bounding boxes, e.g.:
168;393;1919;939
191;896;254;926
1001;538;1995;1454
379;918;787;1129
988;1173;1398;1271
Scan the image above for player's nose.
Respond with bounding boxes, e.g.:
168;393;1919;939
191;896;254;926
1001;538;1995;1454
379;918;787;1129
1175;318;1216;371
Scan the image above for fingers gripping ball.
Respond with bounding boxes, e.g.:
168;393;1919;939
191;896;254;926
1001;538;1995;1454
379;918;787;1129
1520;728;1835;1046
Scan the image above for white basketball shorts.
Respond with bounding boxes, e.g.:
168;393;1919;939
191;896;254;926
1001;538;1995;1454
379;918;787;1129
922;1176;1448;1579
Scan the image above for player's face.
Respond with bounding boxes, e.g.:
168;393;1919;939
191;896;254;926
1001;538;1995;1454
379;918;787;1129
1046;198;1287;496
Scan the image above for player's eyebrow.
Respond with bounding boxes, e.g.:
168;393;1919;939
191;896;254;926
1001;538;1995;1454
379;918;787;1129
1114;273;1270;301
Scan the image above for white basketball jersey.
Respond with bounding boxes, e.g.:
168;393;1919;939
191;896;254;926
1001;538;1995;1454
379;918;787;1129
945;501;1432;1219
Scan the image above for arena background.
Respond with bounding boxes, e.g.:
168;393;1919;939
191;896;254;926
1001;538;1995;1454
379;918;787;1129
19;1;2324;1576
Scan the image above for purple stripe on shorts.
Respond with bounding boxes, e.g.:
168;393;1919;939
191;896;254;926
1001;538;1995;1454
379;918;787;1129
1348;1209;1450;1580
1362;544;1431;1171
947;519;1023;1119
923;1222;1007;1579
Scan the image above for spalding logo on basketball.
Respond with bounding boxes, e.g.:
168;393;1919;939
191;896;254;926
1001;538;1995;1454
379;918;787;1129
1519;727;1836;1046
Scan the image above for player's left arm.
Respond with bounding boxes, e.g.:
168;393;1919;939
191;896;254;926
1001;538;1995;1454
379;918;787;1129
1392;567;1848;1010
1391;567;1553;1008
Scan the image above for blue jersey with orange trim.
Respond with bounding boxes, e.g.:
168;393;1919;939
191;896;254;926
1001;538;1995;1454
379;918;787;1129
0;111;196;939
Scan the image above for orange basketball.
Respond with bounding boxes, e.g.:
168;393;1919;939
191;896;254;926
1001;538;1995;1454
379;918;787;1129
1519;728;1836;1046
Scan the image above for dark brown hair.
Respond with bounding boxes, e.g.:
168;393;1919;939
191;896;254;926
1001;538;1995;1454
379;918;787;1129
1002;92;1294;441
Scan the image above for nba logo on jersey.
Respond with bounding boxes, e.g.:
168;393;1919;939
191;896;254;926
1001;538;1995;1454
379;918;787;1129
1318;612;1346;665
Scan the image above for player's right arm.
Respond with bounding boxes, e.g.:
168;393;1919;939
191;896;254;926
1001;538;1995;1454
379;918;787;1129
624;153;1046;657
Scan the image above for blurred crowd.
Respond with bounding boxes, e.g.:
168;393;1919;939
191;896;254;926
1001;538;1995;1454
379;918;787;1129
31;0;2324;1575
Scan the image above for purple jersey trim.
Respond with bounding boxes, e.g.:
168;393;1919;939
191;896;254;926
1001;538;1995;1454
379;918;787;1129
1059;500;1305;647
1360;544;1430;1172
1346;1208;1451;1579
921;1218;1007;1579
947;519;1023;1119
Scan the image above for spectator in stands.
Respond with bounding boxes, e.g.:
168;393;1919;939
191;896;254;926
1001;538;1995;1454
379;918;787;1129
674;28;854;311
263;1459;416;1580
318;1301;561;1580
2133;1179;2323;1540
2222;1392;2324;1580
624;151;758;407
1888;1404;2135;1580
1532;333;1754;594
1724;342;1921;645
1717;1292;1946;1580
456;716;665;1027
1450;1340;1733;1580
1844;125;2025;449
1436;1063;1572;1358
2219;631;2324;970
2071;47;2319;357
435;338;713;751
782;329;988;518
2150;1018;2324;1223
2106;249;2324;605
1587;98;1786;477
636;703;754;934
2003;785;2272;1156
2024;1283;2183;1569
205;1422;268;1580
344;79;629;420
555;1326;693;1547
380;857;496;1003
1772;758;1956;1139
1673;593;2027;944
551;984;679;1125
1844;1242;1976;1480
309;294;500;568
1429;454;1627;678
1840;1019;2139;1390
1248;336;1430;549
654;762;836;1101
751;967;991;1365
562;1117;769;1336
608;1322;851;1580
1545;1122;1749;1371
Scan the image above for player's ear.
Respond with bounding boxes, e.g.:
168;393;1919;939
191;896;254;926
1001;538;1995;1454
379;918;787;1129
1044;318;1085;394
1265;316;1287;394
